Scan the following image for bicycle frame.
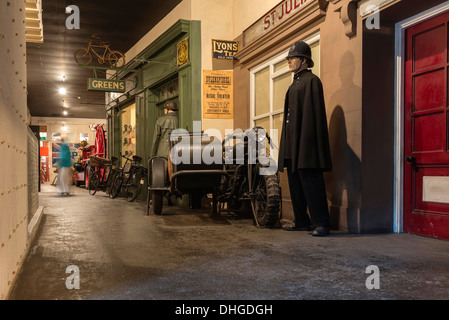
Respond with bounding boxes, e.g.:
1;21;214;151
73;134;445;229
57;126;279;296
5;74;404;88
86;39;112;64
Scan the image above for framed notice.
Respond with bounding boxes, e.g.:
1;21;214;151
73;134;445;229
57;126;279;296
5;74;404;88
203;70;233;119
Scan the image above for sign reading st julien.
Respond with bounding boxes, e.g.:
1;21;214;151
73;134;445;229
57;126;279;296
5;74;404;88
88;78;126;93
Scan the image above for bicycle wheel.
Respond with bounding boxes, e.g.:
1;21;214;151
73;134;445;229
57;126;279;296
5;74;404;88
107;50;125;68
125;169;143;202
88;170;100;195
106;169;119;195
74;48;92;65
109;172;123;199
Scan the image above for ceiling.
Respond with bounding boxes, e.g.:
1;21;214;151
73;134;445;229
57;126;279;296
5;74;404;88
26;0;182;119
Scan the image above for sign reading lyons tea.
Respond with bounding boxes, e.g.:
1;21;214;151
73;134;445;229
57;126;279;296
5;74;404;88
212;39;239;60
88;78;126;93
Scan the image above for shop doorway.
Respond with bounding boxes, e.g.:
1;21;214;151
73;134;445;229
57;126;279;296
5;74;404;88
404;10;449;239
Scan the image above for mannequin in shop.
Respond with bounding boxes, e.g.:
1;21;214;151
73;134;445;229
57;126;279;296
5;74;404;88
277;41;332;237
151;100;179;157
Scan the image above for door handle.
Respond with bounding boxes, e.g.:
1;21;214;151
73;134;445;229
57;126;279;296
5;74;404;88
406;156;416;163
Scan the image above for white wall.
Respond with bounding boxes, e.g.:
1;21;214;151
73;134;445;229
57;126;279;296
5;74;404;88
0;0;29;299
232;0;279;39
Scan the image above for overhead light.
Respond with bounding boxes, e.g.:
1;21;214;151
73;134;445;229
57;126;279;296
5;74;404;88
59;88;67;95
63;110;68;116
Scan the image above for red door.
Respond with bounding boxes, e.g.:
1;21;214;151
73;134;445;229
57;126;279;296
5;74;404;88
404;12;449;240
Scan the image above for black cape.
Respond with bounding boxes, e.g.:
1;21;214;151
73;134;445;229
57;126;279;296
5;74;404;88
278;69;332;173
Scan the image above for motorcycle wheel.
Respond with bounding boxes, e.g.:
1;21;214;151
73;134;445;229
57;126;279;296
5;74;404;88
251;174;280;227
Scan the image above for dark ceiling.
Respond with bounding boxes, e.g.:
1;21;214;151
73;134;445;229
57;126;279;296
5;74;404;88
26;0;182;119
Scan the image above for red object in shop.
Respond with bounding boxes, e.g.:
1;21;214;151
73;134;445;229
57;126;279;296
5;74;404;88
76;125;107;187
95;125;106;158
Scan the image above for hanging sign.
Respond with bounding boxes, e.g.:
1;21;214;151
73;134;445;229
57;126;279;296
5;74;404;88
203;70;233;119
88;78;126;92
212;39;239;60
243;0;312;46
177;37;189;67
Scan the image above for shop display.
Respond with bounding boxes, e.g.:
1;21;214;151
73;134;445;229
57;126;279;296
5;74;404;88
121;104;136;158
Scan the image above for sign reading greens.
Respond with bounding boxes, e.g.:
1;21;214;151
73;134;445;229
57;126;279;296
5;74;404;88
88;78;126;93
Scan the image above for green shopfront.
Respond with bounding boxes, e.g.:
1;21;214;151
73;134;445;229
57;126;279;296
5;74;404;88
105;20;201;200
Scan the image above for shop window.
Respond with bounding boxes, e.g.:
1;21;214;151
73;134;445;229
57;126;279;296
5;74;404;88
121;104;136;157
250;34;320;150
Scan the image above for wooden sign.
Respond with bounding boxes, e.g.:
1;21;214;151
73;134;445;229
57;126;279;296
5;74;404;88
88;78;126;92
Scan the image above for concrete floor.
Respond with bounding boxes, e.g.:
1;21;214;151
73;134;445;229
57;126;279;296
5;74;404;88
8;183;449;300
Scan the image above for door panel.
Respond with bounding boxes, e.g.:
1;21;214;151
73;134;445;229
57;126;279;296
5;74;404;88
413;112;445;152
414;69;445;111
413;24;446;72
404;11;449;240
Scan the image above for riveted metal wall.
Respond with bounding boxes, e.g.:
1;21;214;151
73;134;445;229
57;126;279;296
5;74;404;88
27;127;39;223
0;0;29;300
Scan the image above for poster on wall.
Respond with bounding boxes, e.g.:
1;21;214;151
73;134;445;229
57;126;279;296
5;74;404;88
202;70;233;119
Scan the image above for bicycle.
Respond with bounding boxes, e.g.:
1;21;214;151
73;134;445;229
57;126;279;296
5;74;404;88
87;155;119;196
74;34;126;68
109;153;147;202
